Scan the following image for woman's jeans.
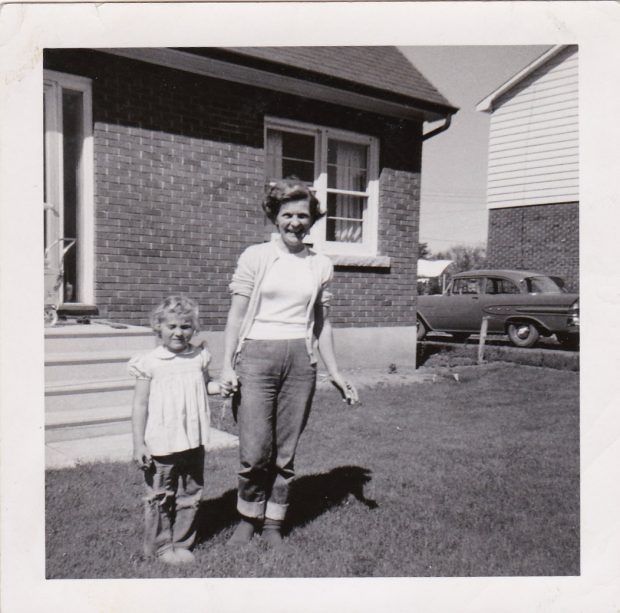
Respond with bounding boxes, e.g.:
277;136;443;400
235;339;316;521
143;446;204;557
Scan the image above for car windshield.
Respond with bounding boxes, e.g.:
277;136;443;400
522;276;566;294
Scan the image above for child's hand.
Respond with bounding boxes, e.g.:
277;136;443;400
207;380;221;395
220;365;239;398
330;373;360;406
133;444;153;471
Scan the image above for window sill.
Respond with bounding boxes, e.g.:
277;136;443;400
327;253;391;268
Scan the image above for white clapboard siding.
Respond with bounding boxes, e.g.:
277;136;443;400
491;101;577;126
488;165;579;185
489;152;578;172
486;47;578;209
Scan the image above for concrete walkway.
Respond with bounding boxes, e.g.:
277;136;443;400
45;427;239;469
45;367;436;470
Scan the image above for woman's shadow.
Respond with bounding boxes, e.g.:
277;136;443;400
196;465;378;543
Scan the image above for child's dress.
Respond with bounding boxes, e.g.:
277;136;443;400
128;343;211;557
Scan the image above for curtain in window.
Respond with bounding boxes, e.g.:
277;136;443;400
266;130;283;180
328;140;367;243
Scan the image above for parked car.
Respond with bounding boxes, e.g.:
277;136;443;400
416;269;579;348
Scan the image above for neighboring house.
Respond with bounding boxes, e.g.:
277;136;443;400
43;46;456;367
417;259;454;294
476;45;579;291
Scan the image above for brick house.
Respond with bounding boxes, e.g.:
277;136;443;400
43;47;456;368
476;45;579;291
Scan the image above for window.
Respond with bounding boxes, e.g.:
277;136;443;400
452;278;481;295
485;278;520;295
523;276;566;294
265;117;379;256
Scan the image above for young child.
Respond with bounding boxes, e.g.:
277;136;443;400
128;296;220;566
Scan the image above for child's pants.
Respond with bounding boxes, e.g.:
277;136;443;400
143;446;204;557
235;339;316;521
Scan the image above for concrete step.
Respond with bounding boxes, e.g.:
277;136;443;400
45;323;156;354
46;403;131;428
45;350;142;383
46;417;132;443
45;378;134;411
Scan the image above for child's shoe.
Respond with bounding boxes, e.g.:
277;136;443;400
262;518;284;548
227;516;257;546
173;548;196;564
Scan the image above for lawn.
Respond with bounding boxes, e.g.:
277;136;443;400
46;363;579;578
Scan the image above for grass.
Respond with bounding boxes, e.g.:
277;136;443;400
46;363;579;578
418;340;579;371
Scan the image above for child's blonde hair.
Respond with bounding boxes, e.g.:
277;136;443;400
150;295;200;333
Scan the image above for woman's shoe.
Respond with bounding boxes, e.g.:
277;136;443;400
227;517;257;546
173;548;196;564
157;548;183;566
262;518;284;547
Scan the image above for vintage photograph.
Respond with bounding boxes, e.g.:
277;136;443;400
42;44;579;578
4;2;620;611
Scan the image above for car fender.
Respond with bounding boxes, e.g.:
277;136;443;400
482;304;552;335
416;309;433;332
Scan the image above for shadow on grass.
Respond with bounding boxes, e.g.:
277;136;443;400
285;465;378;535
195;465;377;542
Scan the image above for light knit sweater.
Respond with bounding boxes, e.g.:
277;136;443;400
229;238;333;364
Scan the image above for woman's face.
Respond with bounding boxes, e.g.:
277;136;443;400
275;199;313;252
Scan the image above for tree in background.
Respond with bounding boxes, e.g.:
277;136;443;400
418;241;431;260
433;244;487;273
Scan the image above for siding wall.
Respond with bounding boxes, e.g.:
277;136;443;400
486;46;578;209
44;49;422;330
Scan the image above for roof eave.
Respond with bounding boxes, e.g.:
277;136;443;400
100;47;455;122
475;45;568;113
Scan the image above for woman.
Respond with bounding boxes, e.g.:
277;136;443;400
220;177;359;546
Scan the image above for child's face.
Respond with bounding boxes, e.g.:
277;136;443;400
158;313;195;353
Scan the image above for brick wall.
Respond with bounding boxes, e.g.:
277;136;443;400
487;202;579;292
44;50;423;328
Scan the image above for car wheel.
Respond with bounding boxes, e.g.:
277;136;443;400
507;323;539;348
417;318;428;342
451;333;469;343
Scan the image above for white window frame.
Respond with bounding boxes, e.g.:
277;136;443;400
44;70;95;305
265;116;379;257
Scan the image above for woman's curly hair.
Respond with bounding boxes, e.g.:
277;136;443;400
262;177;325;223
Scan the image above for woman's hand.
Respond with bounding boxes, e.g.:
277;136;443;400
220;364;239;398
330;373;359;406
133;443;153;471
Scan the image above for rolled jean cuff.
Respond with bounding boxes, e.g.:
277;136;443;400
237;496;265;519
265;501;287;521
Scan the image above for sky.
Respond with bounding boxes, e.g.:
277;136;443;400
399;46;550;255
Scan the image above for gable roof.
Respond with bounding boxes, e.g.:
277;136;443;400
222;47;454;110
182;46;457;119
476;45;571;113
103;46;457;121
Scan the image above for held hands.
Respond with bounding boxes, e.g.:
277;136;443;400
330;373;360;406
133;443;153;471
220;364;239;398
